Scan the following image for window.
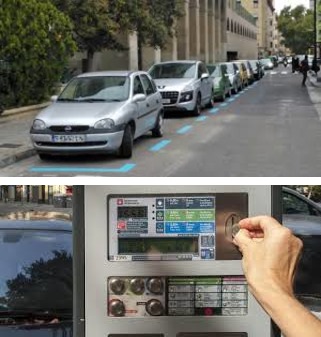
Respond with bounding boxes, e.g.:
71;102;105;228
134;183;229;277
282;192;321;216
133;76;145;95
253;0;258;8
227;18;230;31
140;74;155;96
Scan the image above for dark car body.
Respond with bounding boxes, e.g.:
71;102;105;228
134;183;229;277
282;187;321;309
0;219;72;337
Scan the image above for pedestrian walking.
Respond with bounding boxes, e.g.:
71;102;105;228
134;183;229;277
283;56;288;67
300;55;309;86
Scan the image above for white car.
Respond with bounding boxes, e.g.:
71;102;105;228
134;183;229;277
149;60;214;116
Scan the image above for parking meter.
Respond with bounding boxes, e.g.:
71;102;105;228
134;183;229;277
73;186;282;337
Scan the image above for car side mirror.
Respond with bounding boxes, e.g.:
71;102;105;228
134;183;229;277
133;94;146;103
201;73;209;80
51;95;58;102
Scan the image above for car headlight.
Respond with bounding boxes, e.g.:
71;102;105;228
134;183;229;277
32;119;46;130
94;118;115;130
179;90;194;102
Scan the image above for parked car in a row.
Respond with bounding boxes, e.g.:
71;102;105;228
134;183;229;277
282;186;321;310
0;217;73;337
30;58;265;160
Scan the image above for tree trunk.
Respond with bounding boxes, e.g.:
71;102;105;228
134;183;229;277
86;49;95;72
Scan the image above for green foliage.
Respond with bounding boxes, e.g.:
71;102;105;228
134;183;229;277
0;0;76;108
53;0;185;70
277;5;314;54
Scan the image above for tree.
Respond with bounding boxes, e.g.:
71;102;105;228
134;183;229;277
109;0;185;70
53;0;185;71
0;0;76;108
52;0;125;72
277;5;314;54
5;250;72;311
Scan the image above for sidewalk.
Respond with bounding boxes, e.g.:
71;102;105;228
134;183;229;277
0;108;41;168
0;201;72;218
308;71;321;88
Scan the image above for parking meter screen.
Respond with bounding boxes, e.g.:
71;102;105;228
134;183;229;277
108;195;216;261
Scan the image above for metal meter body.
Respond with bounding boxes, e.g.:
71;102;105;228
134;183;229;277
73;186;281;337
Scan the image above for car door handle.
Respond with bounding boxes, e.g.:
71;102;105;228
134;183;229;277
146;104;150;107
156;99;159;104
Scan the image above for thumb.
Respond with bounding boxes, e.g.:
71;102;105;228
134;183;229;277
233;228;252;255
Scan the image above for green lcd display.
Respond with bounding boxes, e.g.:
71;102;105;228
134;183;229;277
118;237;199;254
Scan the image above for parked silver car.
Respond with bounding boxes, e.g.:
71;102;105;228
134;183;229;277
149;60;214;116
30;71;164;160
224;62;243;94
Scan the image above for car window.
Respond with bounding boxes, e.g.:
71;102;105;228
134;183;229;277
283;191;321;216
200;63;208;75
0;228;72;312
207;65;220;77
133;76;145;95
283;191;311;215
140;74;155;96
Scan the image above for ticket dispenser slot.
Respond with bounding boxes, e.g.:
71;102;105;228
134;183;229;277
79;186;278;337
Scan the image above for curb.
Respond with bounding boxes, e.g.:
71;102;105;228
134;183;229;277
2;102;50;117
308;74;321;88
0;147;36;169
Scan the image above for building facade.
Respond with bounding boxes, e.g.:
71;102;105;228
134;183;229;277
70;0;257;72
0;186;72;204
240;0;275;57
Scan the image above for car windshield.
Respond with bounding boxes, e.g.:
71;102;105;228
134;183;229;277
149;63;196;79
0;227;72;313
260;59;271;64
207;65;220;77
58;76;130;102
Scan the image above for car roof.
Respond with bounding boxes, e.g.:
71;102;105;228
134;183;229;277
78;71;137;78
153;60;200;65
0;219;72;231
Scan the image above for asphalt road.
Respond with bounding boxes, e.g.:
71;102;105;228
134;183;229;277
2;69;321;177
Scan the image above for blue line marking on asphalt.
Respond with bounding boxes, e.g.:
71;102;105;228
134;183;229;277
177;125;193;134
227;97;235;102
220;102;229;107
196;116;208;122
210;108;220;114
149;140;171;152
29;163;136;173
235;94;240;98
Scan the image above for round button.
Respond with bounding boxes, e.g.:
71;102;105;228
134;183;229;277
129;278;145;295
109;299;125;317
109;278;126;295
146;278;164;294
146;299;164;316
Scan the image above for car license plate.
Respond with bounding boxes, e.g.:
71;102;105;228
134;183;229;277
52;135;86;143
162;99;171;104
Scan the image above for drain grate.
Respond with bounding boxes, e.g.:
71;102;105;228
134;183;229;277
0;143;22;149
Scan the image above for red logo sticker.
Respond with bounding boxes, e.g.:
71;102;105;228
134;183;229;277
117;221;126;230
117;199;123;205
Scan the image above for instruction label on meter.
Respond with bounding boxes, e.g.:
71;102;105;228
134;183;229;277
108;195;216;261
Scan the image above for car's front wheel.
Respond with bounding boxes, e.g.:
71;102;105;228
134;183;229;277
118;124;133;158
193;93;202;116
152;112;164;138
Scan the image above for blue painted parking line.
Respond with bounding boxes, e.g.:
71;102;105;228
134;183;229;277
235;94;240;98
220;102;229;107
177;125;193;134
149;140;171;152
195;116;208;122
29;163;136;174
227;97;235;102
210;107;220;114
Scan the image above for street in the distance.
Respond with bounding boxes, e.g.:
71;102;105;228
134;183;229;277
1;69;321;177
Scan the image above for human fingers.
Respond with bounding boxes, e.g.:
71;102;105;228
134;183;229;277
233;228;252;254
239;216;282;234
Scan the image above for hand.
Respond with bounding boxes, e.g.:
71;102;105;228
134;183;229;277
233;216;303;301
